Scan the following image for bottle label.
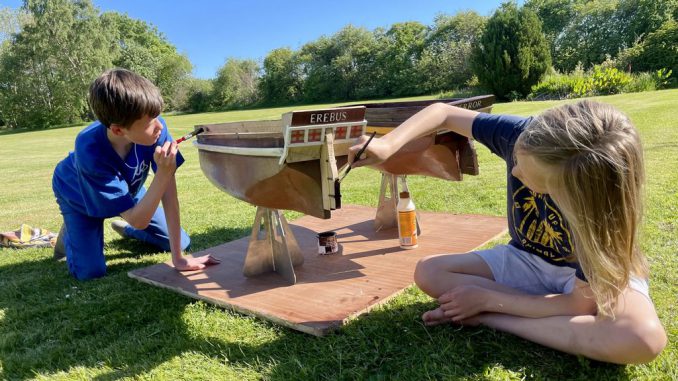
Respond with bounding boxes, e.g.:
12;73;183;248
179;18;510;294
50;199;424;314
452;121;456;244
398;210;418;246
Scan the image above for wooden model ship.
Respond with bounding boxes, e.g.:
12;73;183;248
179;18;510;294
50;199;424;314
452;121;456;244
193;95;495;219
192;95;495;283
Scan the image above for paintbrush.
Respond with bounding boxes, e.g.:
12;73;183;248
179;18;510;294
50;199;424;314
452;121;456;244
176;127;205;144
333;131;377;210
338;131;377;183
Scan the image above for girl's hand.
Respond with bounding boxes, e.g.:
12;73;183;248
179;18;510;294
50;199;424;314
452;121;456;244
173;254;221;271
153;141;178;175
347;135;392;168
438;285;491;322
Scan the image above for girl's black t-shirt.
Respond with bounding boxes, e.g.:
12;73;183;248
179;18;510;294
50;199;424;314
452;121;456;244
472;113;585;281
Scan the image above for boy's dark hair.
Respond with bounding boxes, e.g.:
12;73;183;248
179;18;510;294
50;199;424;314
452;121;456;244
88;68;163;128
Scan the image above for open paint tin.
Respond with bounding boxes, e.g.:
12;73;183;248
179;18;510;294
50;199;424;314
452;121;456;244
317;231;339;255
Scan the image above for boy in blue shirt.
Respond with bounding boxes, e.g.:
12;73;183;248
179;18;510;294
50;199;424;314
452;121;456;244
52;69;219;280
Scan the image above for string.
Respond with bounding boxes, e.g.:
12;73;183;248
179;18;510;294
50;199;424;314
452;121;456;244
124;144;146;186
124;144;139;170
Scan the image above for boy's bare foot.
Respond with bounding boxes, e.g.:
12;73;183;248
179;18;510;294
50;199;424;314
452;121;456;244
53;225;66;260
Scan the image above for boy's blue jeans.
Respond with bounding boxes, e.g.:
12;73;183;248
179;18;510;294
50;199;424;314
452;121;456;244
55;187;190;281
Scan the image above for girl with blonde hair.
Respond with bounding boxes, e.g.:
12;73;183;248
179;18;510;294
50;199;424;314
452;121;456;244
349;100;666;364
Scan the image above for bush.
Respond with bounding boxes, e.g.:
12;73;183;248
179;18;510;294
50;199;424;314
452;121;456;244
623;72;658;93
529;72;583;100
655;68;674;88
573;66;631;97
529;66;635;99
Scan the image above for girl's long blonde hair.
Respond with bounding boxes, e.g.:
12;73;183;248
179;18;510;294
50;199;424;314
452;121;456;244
516;100;647;317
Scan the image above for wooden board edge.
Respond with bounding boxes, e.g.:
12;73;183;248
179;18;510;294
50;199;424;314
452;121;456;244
127;270;333;337
127;223;509;337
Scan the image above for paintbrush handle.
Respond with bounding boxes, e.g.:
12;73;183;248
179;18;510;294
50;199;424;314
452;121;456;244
176;127;205;144
354;131;377;163
339;131;377;181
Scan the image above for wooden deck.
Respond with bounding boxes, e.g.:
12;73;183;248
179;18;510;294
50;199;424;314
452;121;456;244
128;205;507;336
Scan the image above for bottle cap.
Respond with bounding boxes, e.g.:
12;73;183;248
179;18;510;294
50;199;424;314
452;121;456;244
399;191;409;198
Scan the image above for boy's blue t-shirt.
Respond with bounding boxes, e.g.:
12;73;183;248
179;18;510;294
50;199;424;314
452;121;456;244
472;113;585;281
53;116;184;219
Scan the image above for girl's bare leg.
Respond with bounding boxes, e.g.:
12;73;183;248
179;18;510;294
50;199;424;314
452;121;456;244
414;253;522;324
415;252;519;296
477;288;666;364
414;253;667;363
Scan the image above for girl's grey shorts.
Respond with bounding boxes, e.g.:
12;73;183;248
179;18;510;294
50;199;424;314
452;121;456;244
475;244;650;300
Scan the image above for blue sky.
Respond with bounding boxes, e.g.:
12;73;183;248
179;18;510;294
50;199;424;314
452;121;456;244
3;0;519;79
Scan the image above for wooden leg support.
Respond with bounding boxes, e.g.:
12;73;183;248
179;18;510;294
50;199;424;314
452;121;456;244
374;174;422;235
243;207;304;284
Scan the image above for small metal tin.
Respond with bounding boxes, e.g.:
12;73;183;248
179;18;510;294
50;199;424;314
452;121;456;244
317;231;339;255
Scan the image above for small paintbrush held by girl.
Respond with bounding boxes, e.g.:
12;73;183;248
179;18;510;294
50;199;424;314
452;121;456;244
348;100;667;364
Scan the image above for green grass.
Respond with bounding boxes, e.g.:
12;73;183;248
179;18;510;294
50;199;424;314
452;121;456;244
0;91;676;380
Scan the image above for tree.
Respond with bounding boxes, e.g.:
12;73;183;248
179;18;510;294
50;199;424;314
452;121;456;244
472;2;551;99
331;25;380;99
418;11;486;93
617;19;678;75
524;0;579;64
554;0;678;71
615;0;678;48
375;22;427;96
0;7;31;45
258;47;303;105
0;7;31;126
555;0;625;71
297;36;334;102
101;12;192;111
299;25;378;102
211;58;260;109
0;0;112;128
175;77;213;113
528;0;677;71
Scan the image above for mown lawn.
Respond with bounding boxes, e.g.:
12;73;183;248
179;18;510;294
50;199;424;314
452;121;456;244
0;90;675;380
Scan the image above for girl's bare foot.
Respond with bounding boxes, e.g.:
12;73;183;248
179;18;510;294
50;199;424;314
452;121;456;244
423;307;485;327
422;307;453;326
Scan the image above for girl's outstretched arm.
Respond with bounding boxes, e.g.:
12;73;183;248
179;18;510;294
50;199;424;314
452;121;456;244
348;103;479;168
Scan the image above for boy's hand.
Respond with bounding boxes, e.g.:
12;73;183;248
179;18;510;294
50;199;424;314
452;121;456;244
154;141;178;175
173;254;221;271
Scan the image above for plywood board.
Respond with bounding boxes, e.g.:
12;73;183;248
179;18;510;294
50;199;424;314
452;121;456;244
129;205;507;336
